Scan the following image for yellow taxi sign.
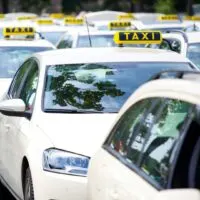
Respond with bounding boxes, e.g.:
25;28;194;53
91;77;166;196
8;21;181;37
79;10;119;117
36;19;54;25
109;21;131;29
184;16;200;21
50;13;65;19
17;16;37;20
64;17;84;25
158;15;179;21
114;31;162;45
0;14;5;19
3;27;35;37
118;14;135;20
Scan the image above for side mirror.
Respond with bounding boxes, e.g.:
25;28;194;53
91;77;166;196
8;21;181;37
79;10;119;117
0;99;27;117
154;189;200;200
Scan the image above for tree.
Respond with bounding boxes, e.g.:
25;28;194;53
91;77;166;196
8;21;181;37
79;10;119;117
1;0;9;13
19;0;50;14
154;0;176;14
187;0;194;15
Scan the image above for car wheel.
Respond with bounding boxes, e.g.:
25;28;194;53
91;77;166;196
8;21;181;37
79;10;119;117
24;167;34;200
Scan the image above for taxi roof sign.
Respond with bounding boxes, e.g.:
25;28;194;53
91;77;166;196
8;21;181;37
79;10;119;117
185;16;200;21
18;16;37;20
109;21;131;29
50;13;65;19
117;13;135;20
0;14;4;19
158;15;179;21
3;27;35;37
64;17;84;25
114;31;162;45
37;19;54;25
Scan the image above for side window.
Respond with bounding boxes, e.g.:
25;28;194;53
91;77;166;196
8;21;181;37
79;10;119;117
140;99;192;188
105;97;193;189
19;61;39;111
147;39;181;53
8;60;33;99
57;35;73;49
105;98;163;164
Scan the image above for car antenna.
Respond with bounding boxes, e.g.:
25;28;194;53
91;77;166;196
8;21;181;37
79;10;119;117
85;16;92;47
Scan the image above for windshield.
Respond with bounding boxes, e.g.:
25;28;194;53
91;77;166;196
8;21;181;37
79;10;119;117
0;46;52;78
77;35;140;48
147;38;181;53
44;62;192;113
187;43;200;69
40;32;66;45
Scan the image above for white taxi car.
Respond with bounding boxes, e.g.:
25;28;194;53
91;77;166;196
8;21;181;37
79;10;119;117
56;30;121;48
36;24;68;45
148;31;200;69
88;70;200;200
56;28;143;49
0;31;196;200
142;14;187;32
0;26;55;97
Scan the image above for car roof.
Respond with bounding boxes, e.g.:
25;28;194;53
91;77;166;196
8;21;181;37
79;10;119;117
121;78;200;115
86;11;126;21
186;32;200;43
142;23;185;29
77;30;115;36
36;25;69;32
0;20;36;28
34;47;191;65
0;39;55;48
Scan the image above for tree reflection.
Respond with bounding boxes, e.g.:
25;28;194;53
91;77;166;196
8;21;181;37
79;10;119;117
47;64;125;111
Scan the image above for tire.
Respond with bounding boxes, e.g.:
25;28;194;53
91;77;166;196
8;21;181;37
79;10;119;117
24;167;34;200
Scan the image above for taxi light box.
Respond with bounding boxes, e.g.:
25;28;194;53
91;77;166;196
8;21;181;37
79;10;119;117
114;31;162;44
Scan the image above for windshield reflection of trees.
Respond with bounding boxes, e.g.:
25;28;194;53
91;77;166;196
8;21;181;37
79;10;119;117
47;64;125;111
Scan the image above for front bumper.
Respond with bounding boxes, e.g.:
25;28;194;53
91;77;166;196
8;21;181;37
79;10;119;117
33;170;87;200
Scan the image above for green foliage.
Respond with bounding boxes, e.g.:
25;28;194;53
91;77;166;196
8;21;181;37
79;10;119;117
19;0;50;14
154;0;176;14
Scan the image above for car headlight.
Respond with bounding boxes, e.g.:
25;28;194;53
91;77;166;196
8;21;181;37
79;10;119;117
43;148;90;177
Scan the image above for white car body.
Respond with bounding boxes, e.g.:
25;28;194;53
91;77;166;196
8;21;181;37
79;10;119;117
151;32;200;68
0;47;195;200
142;23;187;31
88;74;200;200
85;11;126;22
56;30;116;48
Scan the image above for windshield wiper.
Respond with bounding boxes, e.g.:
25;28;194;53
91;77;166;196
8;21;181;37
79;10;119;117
44;108;105;113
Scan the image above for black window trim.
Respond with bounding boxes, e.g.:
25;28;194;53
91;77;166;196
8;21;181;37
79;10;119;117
7;59;34;99
19;58;40;120
7;58;40;120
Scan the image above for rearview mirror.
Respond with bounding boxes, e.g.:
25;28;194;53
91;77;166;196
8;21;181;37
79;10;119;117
154;189;200;200
0;99;27;117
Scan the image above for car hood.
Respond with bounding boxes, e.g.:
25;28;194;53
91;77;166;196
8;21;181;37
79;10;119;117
37;113;117;157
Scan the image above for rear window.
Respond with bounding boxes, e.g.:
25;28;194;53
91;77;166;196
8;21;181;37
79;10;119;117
0;46;52;78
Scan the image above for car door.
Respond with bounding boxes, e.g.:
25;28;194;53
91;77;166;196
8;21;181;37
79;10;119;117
88;97;194;200
1;59;39;196
0;59;33;183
